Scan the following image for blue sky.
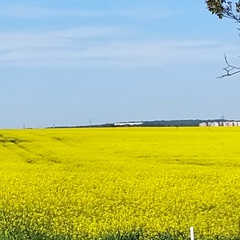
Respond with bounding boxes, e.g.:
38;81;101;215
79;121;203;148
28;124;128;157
1;1;240;128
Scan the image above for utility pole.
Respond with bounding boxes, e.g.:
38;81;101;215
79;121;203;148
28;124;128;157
221;114;225;121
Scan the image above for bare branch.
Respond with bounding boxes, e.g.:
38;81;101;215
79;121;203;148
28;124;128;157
218;54;240;78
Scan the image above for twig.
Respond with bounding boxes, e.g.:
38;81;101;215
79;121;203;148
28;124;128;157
217;54;240;78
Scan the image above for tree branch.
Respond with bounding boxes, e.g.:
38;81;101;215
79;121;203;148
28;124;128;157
218;54;240;78
206;1;240;78
206;0;240;22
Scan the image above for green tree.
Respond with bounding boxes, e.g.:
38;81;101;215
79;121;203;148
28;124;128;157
206;0;240;77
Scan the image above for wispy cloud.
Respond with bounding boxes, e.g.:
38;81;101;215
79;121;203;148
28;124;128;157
0;27;234;68
0;4;178;20
0;4;103;19
0;27;125;50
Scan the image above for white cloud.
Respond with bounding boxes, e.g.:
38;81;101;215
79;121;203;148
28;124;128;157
0;4;178;20
0;5;103;19
0;27;236;68
0;27;125;51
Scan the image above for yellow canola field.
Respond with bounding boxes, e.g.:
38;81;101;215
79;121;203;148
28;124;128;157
0;127;240;238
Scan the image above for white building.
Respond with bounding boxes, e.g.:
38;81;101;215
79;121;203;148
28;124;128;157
199;121;240;127
114;121;143;127
199;122;207;127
